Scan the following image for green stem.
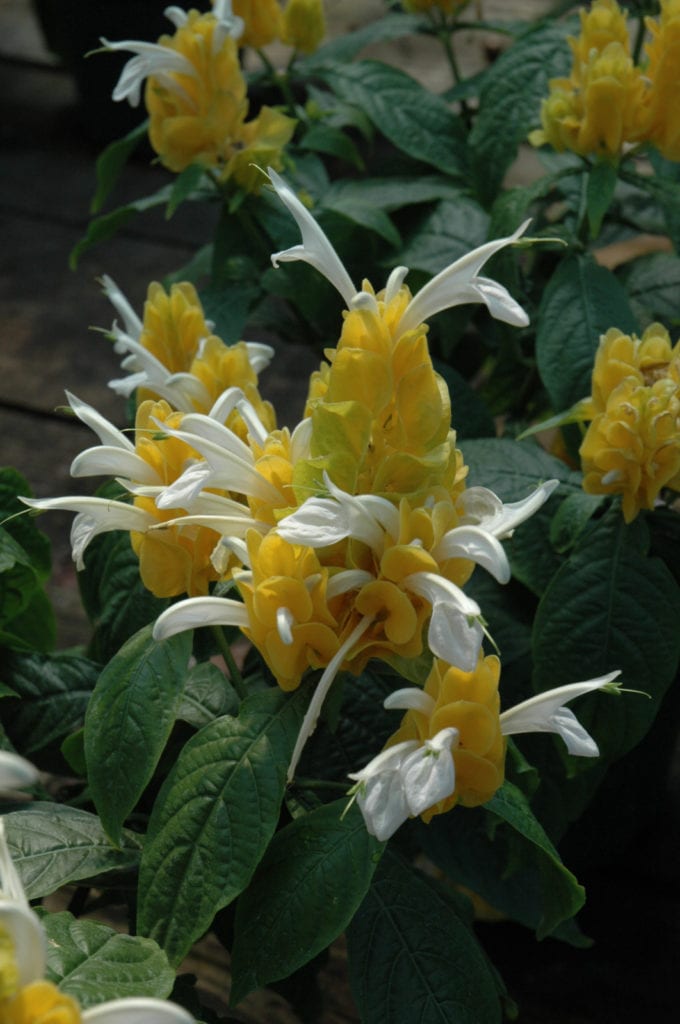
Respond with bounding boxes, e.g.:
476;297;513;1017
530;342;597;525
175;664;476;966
434;15;472;127
212;625;247;700
632;14;647;66
256;48;298;118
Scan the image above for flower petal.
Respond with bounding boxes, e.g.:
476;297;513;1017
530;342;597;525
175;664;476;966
0;752;39;791
81;997;195;1023
153;597;250;640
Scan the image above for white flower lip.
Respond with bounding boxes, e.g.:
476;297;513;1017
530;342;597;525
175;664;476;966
0;752;39;792
81;997;195;1023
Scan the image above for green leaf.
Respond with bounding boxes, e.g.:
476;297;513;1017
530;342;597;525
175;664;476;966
320;193;400;247
3;803;141;899
536;253;637;410
44;912;175;1008
177;660;239;728
199;279;261;345
436;362;495;440
470;20;574;205
166;162;208;218
532;508;680;763
230;801;383;1004
0;650;98;754
321;175;464;213
70;186;173;269
85;623;192;845
0;528;38;628
81;532;168;665
398;198;490;276
0;467;51;580
319;61;467;178
303;12;426;68
463;437;581;500
586;160;618;238
347;852;502;1024
549;491;605;554
137;685;309;965
417;787;585;942
90;119;149;214
621;168;680;252
299;122;365;169
1;586;55;654
623;251;680;327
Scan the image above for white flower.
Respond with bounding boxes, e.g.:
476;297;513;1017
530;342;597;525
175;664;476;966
348;727;459;842
267;168;530;329
0;753;39;793
104;2;243;108
0;819;194;1021
499;671;622;756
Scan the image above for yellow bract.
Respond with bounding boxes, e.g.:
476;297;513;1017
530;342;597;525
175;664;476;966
0;924;18;1001
2;980;81;1024
236;532;339;690
298;279;467;503
281;0;326;54
139;281;212;379
232;0;283;48
131;401;225;597
580;325;680;521
389;654;505;818
146;9;294;185
641;0;680;160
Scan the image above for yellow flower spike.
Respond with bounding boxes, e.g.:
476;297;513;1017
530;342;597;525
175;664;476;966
641;0;680;160
580;323;680;520
570;0;631;71
575;42;647;156
136;281;210;378
236;531;340;691
231;0;283;48
189;338;276;435
131;401;225;597
281;0;326;55
3;979;82;1024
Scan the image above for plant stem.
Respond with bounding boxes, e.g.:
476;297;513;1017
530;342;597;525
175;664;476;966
632;14;647;65
212;625;247;700
257;48;298;118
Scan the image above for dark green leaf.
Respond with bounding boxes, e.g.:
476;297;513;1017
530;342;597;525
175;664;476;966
586;160;618;238
623;251;680;327
178;660;239;728
166;162;207;218
436;362;495;440
44;913;174;1007
90;119;149;214
137;686;309;965
621;168;680;252
463;437;581;500
319;61;467;178
0;467;51;580
322;175;465;213
347;852;502;1024
299;122;364;169
0;529;38;628
417;787;586;943
470;20;574;205
70;187;173;269
398;198;489;276
536;253;637;410
230;801;383;1003
1;585;55;654
85;623;192;845
321;194;400;247
4;803;141;899
532;508;680;763
0;650;98;753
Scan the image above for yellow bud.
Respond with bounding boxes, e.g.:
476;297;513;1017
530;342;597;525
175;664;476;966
232;0;283;48
3;980;82;1024
281;0;326;54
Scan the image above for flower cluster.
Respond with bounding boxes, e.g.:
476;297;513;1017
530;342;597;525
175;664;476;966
0;756;193;1024
229;0;326;53
530;0;680;161
105;2;295;187
26;171;619;839
579;323;680;521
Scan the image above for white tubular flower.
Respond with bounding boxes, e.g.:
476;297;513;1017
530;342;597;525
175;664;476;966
457;480;559;539
153;596;250;640
402;572;483;673
500;671;622;756
347;727;459;841
268;169;358;307
21;496;155;570
81;998;194;1023
0;819;47;990
267;168;530;330
104;2;243;108
0;753;39;793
